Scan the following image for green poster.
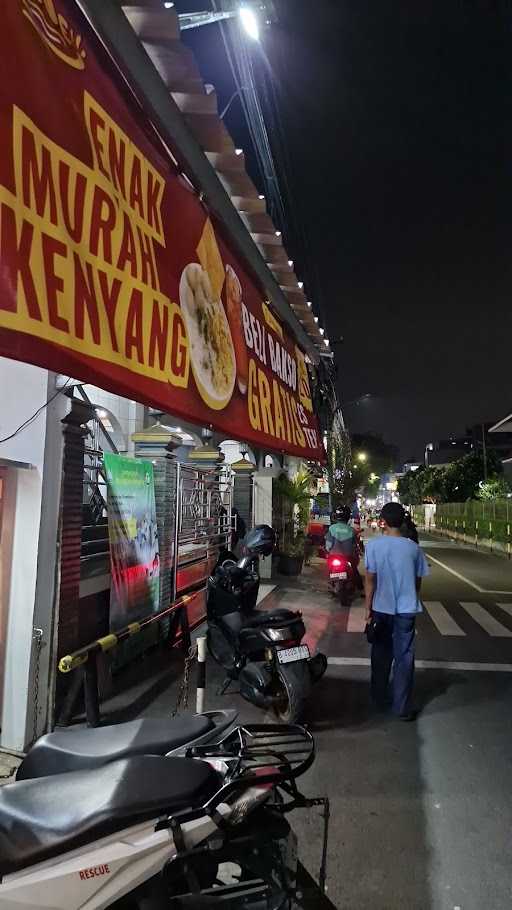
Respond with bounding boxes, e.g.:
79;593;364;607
104;453;160;631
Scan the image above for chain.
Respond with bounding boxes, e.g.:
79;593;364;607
172;643;197;717
31;628;44;745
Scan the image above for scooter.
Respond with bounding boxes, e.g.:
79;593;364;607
16;709;237;780
207;525;327;724
327;552;359;606
0;723;329;909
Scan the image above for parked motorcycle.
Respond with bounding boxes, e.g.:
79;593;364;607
327;552;359;606
16;709;237;780
0;724;329;909
207;525;327;723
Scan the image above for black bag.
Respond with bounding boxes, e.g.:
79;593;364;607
365;615;380;644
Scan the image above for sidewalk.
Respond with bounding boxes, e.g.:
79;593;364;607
421;524;512;560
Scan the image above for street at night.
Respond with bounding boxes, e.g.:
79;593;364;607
256;536;512;909
125;529;512;909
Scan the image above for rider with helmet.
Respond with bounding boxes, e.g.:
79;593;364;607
325;505;364;590
325;506;356;555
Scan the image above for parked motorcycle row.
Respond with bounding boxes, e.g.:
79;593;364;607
0;526;330;909
207;524;327;723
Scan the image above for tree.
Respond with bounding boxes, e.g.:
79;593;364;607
326;424;353;508
352;433;398;474
443;452;502;502
398;467;430;504
477;477;511;501
349;433;398;498
422;467;447;502
398;450;504;504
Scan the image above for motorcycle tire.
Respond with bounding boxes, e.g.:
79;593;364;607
339;583;351;607
207;625;236;671
272;660;311;724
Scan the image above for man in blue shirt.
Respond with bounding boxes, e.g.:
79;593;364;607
364;502;429;720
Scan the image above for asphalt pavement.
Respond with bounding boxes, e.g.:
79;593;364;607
137;533;512;909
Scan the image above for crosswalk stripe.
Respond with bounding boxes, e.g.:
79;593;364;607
496;603;512;620
459;602;512;637
423;601;466;636
347;605;366;633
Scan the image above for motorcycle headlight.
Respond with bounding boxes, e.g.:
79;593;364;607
266;627;291;642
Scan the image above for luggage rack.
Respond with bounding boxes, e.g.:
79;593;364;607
189;723;315;787
162;725;330;898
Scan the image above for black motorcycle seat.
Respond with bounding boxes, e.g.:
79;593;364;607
221;611;244;636
17;714;213;780
0;755;219;876
244;609;298;628
221;608;298;638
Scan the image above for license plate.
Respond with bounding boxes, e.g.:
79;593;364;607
330;572;347;579
277;645;310;664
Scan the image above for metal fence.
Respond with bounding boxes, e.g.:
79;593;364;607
413;500;512;552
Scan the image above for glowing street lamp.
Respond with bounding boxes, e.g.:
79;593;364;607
239;6;259;40
424;442;434;467
357;452;368;463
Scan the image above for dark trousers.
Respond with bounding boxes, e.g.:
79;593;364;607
371;612;416;716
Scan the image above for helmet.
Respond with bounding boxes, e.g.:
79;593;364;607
243;524;276;557
331;506;351;524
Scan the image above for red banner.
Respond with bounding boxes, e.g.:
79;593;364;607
0;1;323;461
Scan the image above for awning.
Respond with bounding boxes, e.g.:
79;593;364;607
489;414;512;434
0;1;324;462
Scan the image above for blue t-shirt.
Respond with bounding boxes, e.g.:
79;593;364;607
364;535;429;615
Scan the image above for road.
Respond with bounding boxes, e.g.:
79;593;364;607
305;532;512;667
143;534;512;909
285;533;512;909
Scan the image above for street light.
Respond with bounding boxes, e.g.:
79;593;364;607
357;452;368;463
239;7;259;40
424;442;434;467
178;3;275;35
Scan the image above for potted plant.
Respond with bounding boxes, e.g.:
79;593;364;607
274;470;312;576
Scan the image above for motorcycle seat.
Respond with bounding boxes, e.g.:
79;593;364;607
243;609;298;628
0;755;219;876
17;714;214;781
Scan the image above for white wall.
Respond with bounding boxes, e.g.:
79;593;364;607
83;385;144;453
253;473;274;579
0;358;48;470
220;440;256;466
0;359;49;750
0;466;44;749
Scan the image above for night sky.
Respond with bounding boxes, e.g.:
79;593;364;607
179;1;512;462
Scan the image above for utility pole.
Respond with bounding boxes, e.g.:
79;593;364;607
482;423;488;481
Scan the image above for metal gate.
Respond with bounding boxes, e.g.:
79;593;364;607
175;462;233;600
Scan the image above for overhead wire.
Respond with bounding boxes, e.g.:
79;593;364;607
210;2;325;321
0;378;72;444
213;2;286;227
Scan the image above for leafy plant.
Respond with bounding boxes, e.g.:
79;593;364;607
274;470;312;556
284;530;308;558
477;477;511;501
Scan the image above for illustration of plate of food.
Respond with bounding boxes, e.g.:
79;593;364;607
180;263;236;410
225;264;249;395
